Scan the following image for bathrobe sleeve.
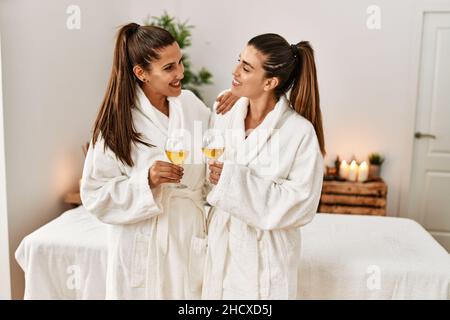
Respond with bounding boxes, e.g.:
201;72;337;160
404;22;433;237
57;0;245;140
80;138;163;225
207;124;323;231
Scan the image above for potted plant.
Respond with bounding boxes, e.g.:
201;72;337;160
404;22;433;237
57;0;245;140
368;153;384;180
144;12;212;102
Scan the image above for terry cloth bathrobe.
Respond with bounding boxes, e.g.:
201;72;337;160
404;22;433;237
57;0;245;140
202;94;324;300
81;87;210;299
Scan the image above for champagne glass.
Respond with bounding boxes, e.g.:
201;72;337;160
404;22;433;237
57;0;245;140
165;135;188;189
202;130;225;184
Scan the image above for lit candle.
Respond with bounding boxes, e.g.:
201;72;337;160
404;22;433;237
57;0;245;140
348;160;359;182
339;160;350;179
357;161;369;182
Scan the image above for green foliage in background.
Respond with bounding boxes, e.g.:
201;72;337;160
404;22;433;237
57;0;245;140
144;12;212;101
369;153;385;165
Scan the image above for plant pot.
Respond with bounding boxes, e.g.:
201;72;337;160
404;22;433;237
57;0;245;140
369;164;381;180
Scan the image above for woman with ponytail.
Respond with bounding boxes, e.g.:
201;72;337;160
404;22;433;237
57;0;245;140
203;34;325;299
80;23;236;299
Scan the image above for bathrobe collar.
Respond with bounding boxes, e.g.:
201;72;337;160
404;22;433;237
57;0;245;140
135;85;185;138
228;95;290;166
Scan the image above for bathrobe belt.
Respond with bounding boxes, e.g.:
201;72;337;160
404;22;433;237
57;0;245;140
146;186;206;299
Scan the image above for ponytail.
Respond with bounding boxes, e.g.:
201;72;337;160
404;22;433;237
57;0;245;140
290;41;326;156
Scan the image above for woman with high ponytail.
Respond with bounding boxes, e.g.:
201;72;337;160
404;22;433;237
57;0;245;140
203;34;325;299
80;23;237;299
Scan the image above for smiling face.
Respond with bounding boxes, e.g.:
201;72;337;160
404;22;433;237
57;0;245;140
136;42;185;97
231;45;278;99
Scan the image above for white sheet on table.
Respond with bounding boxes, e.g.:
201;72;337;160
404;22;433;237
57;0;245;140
15;206;108;299
298;213;450;299
15;207;450;300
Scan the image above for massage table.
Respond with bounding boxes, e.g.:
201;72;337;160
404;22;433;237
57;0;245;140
15;206;450;299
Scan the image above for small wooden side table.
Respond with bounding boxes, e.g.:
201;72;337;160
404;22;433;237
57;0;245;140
319;179;387;216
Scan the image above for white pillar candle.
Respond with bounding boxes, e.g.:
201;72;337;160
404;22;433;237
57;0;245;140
339;160;350;179
348;160;359;182
357;161;369;182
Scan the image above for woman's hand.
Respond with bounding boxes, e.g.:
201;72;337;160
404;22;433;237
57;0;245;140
215;91;239;115
208;161;223;185
148;160;183;188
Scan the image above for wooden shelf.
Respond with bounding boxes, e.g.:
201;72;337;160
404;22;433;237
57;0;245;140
319;180;387;216
320;194;386;207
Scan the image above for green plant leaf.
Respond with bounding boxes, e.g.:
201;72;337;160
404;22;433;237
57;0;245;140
368;153;385;165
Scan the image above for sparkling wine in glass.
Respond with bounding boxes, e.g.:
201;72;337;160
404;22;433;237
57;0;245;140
202;130;225;185
165;135;188;189
202;130;225;161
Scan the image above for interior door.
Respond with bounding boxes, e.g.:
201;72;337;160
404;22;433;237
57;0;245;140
408;11;450;252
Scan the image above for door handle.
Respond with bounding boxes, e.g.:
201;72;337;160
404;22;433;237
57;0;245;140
414;132;436;139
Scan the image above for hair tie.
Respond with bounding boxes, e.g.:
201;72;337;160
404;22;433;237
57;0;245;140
290;44;298;59
127;23;140;35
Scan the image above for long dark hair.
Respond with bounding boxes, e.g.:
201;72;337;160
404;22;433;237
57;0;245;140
248;33;326;156
92;23;176;166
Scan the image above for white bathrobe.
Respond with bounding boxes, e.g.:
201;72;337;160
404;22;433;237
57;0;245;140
80;87;210;299
202;94;324;299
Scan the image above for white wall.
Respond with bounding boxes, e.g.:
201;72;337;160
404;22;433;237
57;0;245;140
129;0;428;217
0;34;12;300
0;0;125;299
128;0;179;23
